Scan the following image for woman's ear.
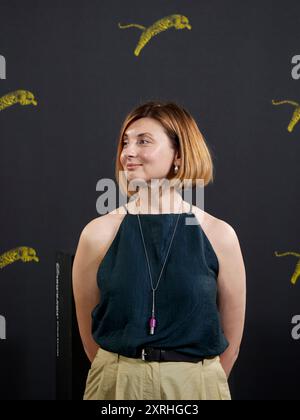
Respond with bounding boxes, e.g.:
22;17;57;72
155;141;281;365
173;149;181;167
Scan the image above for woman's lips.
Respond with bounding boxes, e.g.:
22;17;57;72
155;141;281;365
126;164;142;170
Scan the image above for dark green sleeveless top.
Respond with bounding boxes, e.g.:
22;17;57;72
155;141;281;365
92;202;229;358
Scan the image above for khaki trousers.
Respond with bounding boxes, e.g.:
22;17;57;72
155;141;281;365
83;347;231;400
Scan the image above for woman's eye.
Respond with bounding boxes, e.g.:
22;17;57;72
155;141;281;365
122;139;149;146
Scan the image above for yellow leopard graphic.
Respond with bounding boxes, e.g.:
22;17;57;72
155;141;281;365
0;90;37;111
0;247;39;269
272;99;300;132
274;251;300;285
118;14;192;56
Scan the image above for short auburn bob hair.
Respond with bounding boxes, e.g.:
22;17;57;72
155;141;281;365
115;100;215;198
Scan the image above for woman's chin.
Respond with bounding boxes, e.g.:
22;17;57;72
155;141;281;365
126;174;147;182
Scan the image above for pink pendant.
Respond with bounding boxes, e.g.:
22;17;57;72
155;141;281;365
149;316;157;335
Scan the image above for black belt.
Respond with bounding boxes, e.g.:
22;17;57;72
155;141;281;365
136;347;213;363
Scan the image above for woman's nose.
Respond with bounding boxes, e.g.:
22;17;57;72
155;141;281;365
123;144;138;156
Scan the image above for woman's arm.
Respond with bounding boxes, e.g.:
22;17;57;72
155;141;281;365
72;219;105;363
215;221;247;378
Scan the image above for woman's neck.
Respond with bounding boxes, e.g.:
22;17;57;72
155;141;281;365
131;188;184;214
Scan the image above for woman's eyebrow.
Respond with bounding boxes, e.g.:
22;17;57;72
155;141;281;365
123;132;154;138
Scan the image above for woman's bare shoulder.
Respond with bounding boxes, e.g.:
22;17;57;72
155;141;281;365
80;207;127;251
190;204;237;257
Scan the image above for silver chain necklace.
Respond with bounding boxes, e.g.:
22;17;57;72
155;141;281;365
135;200;184;335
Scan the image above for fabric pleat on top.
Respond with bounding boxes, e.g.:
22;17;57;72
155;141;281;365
92;203;229;358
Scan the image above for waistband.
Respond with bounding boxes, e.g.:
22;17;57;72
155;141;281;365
132;347;217;363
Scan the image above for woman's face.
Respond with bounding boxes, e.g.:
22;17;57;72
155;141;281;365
120;117;178;183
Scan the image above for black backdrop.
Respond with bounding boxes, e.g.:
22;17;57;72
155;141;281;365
0;0;300;400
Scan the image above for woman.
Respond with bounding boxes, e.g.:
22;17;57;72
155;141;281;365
72;101;246;400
